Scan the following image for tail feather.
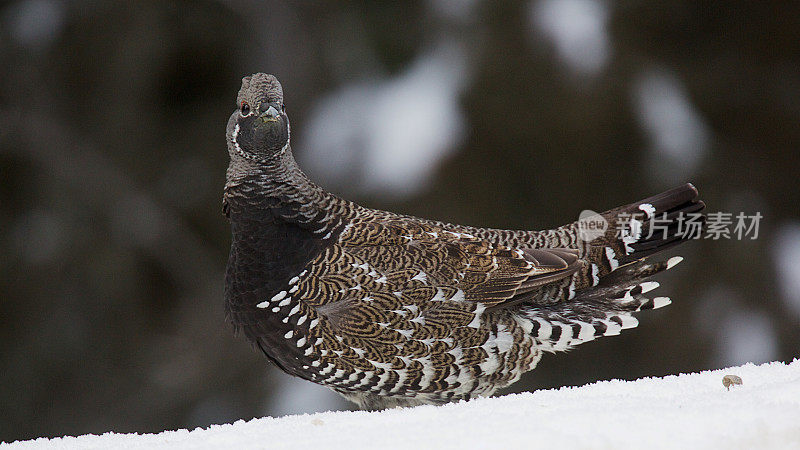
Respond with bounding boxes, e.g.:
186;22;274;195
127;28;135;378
522;258;680;352
603;182;705;264
520;184;703;352
579;183;703;286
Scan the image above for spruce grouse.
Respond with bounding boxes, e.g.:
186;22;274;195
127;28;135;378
223;73;705;410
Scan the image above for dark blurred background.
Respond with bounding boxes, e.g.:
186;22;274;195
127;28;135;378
2;0;799;442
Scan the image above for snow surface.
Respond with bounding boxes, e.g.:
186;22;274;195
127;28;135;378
6;360;800;450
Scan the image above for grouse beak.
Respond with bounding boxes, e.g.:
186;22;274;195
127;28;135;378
260;104;280;123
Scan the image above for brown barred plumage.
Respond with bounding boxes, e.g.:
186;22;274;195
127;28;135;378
223;73;705;410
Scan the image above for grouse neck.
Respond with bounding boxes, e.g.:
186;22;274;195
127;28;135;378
224;148;333;226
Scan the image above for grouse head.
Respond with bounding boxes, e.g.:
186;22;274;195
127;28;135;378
226;73;290;162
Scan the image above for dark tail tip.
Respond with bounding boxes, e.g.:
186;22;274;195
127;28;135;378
605;183;705;264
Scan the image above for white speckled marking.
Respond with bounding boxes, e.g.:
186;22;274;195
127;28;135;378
640;281;660;293
653;297;672;308
605;247;619;271
412;271;428;283
616;314;639;329
577;322;596;341
554;323;573;350
622;217;643;254
639;203;656;218
535;319;553;340
397;329;414;338
667;256;684;269
467;304;486;328
494;325;514;353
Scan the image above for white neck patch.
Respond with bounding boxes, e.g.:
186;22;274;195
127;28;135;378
231;123;250;160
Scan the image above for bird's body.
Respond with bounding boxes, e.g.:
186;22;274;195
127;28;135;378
223;73;704;409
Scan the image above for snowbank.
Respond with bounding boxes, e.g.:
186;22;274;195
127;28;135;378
6;360;800;449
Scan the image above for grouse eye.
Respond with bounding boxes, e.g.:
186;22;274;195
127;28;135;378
240;102;251;116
